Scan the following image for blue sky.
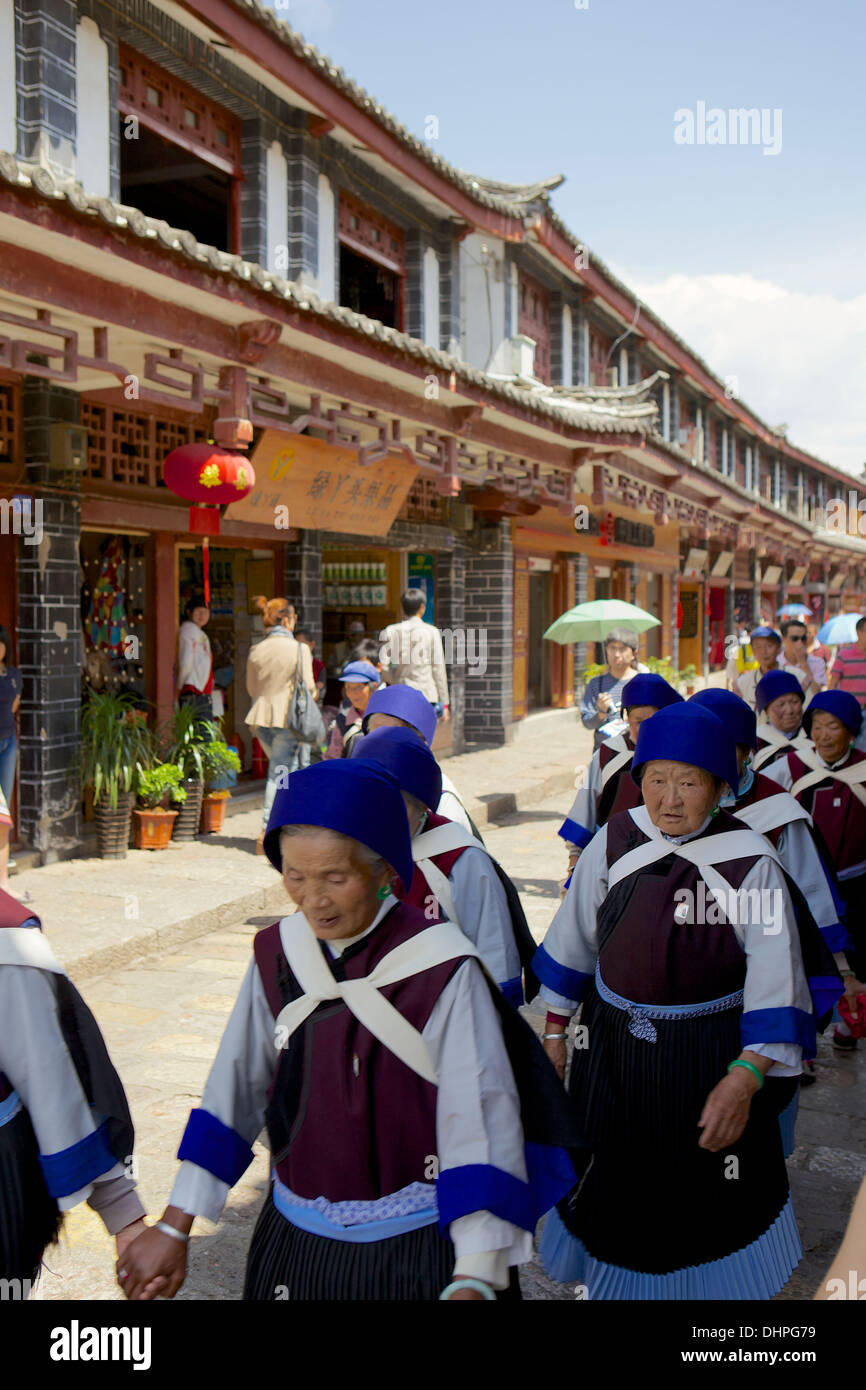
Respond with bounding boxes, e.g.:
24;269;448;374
278;0;866;472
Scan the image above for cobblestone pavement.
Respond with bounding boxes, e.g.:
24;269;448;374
34;783;866;1302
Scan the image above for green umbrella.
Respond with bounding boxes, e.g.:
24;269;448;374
543;599;661;645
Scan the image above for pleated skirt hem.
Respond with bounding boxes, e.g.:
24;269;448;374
538;1197;802;1301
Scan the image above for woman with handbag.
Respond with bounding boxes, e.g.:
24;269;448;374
245;597;319;854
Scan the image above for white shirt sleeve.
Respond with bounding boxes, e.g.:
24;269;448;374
424;960;533;1288
169;959;276;1223
437;774;474;833
735;857;809;1075
0;966;144;1224
538;823;608;1013
447;848;521;990
776;819;841;932
561;751;601;847
763;754;794;792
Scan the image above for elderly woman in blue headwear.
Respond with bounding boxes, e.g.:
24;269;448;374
533;703;817;1299
116;759;581;1302
353;726;530;1005
362;683;477;833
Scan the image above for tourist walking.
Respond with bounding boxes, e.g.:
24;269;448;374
733;626;811;710
323;660;380;759
778;619;824;694
245;596;317;853
579;628;646;750
380;589;450;722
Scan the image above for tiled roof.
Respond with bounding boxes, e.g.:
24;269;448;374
0;152;657;439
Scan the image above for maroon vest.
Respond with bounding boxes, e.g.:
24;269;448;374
596;736;642;826
401;811;468;913
786;748;866;874
254;901;469;1201
755;733;797;769
599;809;762;1006
733;771;794;847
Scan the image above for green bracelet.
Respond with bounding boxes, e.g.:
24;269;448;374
727;1059;764;1088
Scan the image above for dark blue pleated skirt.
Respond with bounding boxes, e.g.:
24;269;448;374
243;1187;521;1301
0;1104;63;1283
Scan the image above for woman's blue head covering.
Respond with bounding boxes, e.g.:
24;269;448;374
632;704;739;794
803;689;862;738
351;725;443;811
754;669;804;713
362;684;437;745
621;672;684;712
263;759;414;888
339;660;380;684
690;687;757;750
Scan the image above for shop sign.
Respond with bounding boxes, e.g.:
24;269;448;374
225;432;417;536
613;517;655;548
577;511;655;549
407;553;435;625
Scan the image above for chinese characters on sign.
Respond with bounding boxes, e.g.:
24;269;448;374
224;431;417;535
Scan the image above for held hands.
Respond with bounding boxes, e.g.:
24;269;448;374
697;1066;761;1151
117;1222;188;1301
596;691;613;714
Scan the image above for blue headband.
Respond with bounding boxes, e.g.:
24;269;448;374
802;689;862;738
362;684;437;745
263;759;414;888
351;725;443;810
690;687;757;750
621;672;684;712
755;669;804;713
632;704;739;793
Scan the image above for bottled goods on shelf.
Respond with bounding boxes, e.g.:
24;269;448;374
322;559;388;607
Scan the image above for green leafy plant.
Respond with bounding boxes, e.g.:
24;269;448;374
679;663;698;686
200;740;241;792
160;704;219;783
80;690;152;809
645;655;681;687
136;763;187;810
581;661;607;684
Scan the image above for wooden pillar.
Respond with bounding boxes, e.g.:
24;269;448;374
154;532;178;726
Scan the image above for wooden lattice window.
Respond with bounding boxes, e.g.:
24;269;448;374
399;478;445;524
118;45;242;175
518;270;551;383
0;381;20;467
81;402;212;487
338;191;405;274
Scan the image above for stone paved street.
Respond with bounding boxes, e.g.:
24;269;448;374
32;781;866;1302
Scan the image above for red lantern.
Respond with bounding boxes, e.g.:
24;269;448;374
163;443;255;603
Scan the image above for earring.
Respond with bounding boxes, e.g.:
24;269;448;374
376;884;391;900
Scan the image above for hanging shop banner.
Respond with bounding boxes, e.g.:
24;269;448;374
224;432;417;536
407;552;435;624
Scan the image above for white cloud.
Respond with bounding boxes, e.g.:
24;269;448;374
269;0;337;36
621;271;866;476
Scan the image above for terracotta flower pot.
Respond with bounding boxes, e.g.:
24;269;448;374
171;779;204;841
199;792;229;834
132;807;178;850
94;794;134;859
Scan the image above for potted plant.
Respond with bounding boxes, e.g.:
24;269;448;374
80;690;151;859
132;764;186;850
161;705;218;841
679;663;698;696
199;740;242;834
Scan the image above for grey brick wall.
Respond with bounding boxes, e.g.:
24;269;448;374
17;381;83;856
437;225;461;353
286;126;319;287
574;304;588;385
463;521;513;744
549;289;563;387
435;540;466;753
284;530;323;647
15;0;78;176
404;229;425;341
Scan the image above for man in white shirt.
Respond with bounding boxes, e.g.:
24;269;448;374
380;590;450;722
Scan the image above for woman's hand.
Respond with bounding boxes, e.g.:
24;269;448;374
114;1217;148;1263
543;1034;567;1082
697;1067;760;1151
844;977;866;1012
596;691;613;714
117;1226;187;1301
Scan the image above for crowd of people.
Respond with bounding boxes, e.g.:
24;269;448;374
1;602;865;1303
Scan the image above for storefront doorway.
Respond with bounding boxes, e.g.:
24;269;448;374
528;567;553;709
